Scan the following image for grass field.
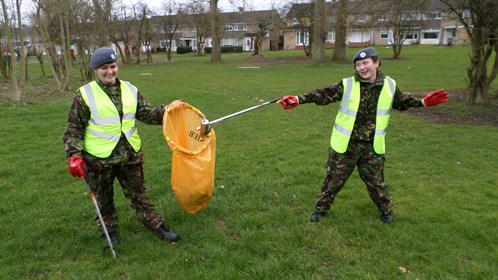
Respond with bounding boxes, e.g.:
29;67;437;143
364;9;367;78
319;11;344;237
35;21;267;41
1;46;497;279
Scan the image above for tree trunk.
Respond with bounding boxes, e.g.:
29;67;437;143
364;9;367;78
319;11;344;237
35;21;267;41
252;37;260;56
311;0;327;63
16;0;28;82
1;0;21;101
59;1;72;91
210;0;221;63
332;0;347;61
167;44;172;62
467;40;488;105
485;41;498;97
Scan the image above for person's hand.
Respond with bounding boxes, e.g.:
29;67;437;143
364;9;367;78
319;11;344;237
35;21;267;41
422;89;448;107
68;156;87;179
277;96;299;110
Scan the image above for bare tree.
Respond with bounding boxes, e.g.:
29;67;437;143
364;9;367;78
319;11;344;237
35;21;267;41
157;0;183;62
32;0;71;90
286;2;313;57
331;0;347;61
57;0;73;90
134;2;153;65
15;0;27;82
109;4;138;65
195;0;245;62
91;0;113;47
0;24;7;81
209;0;221;62
186;2;210;56
1;0;21;100
71;0;95;81
311;0;327;62
441;0;498;105
372;0;429;59
252;11;278;56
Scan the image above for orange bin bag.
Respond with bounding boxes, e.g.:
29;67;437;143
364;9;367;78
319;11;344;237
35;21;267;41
162;100;216;214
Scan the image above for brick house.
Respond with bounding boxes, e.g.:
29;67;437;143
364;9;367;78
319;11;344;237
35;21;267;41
282;0;469;50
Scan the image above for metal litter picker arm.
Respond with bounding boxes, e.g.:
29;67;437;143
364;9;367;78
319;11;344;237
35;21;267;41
199;97;281;135
81;165;117;260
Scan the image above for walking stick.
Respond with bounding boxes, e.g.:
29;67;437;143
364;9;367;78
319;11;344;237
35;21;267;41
81;165;117;260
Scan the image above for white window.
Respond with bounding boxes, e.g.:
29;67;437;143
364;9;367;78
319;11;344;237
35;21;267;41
423;32;438;39
224;25;233;31
423;12;442;20
327;32;335;42
380;30;390;39
296;31;309;46
461;9;471;18
221;38;234;46
377;14;389;21
160;40;176;49
234;24;247;31
405;32;418;40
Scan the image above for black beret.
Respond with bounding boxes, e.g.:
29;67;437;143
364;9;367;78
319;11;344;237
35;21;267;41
90;47;117;69
352;47;378;63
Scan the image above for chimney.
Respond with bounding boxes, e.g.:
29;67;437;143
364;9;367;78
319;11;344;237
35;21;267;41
238;7;244;12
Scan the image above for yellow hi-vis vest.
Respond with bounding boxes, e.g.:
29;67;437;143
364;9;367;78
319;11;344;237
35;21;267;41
330;76;396;154
80;80;141;158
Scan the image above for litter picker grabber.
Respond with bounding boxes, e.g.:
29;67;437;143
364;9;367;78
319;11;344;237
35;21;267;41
81;165;117;260
198;97;281;136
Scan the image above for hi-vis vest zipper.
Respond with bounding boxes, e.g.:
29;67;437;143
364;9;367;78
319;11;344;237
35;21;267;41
80;80;141;158
330;76;395;154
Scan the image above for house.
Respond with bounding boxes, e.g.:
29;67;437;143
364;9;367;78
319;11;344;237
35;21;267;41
151;8;280;53
282;0;469;50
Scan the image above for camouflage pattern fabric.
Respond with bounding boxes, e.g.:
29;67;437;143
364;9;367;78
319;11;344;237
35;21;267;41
315;145;392;215
62;78;166;233
298;70;423;142
298;70;424;215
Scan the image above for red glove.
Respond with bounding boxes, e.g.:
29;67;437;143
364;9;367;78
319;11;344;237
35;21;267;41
67;156;87;179
277;96;299;110
422;89;448;107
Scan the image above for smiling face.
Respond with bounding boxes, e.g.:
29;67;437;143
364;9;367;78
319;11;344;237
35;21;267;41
355;58;379;83
96;62;118;85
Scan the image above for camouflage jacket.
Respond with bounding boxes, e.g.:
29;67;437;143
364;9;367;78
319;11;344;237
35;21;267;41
62;78;165;161
297;70;423;142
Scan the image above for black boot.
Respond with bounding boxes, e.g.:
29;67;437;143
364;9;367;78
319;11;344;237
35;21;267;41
310;211;327;223
155;224;180;243
380;212;394;224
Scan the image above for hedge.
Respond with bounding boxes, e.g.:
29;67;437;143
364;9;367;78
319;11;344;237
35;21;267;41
176;46;193;54
204;46;243;54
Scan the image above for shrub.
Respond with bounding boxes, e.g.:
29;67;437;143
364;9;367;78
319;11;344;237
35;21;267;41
176;46;193;54
203;46;243;54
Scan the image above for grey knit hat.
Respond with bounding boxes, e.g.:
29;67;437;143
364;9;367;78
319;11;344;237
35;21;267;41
90;47;117;69
352;47;378;63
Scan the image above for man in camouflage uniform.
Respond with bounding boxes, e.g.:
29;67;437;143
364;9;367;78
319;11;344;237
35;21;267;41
278;47;448;223
63;47;179;243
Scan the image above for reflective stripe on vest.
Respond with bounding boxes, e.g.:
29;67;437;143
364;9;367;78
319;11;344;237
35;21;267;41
330;76;395;154
80;80;141;158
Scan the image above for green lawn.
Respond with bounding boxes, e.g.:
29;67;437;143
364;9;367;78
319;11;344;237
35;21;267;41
1;46;497;279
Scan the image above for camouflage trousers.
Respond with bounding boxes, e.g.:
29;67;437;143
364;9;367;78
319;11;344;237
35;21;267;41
315;141;393;215
84;155;165;234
